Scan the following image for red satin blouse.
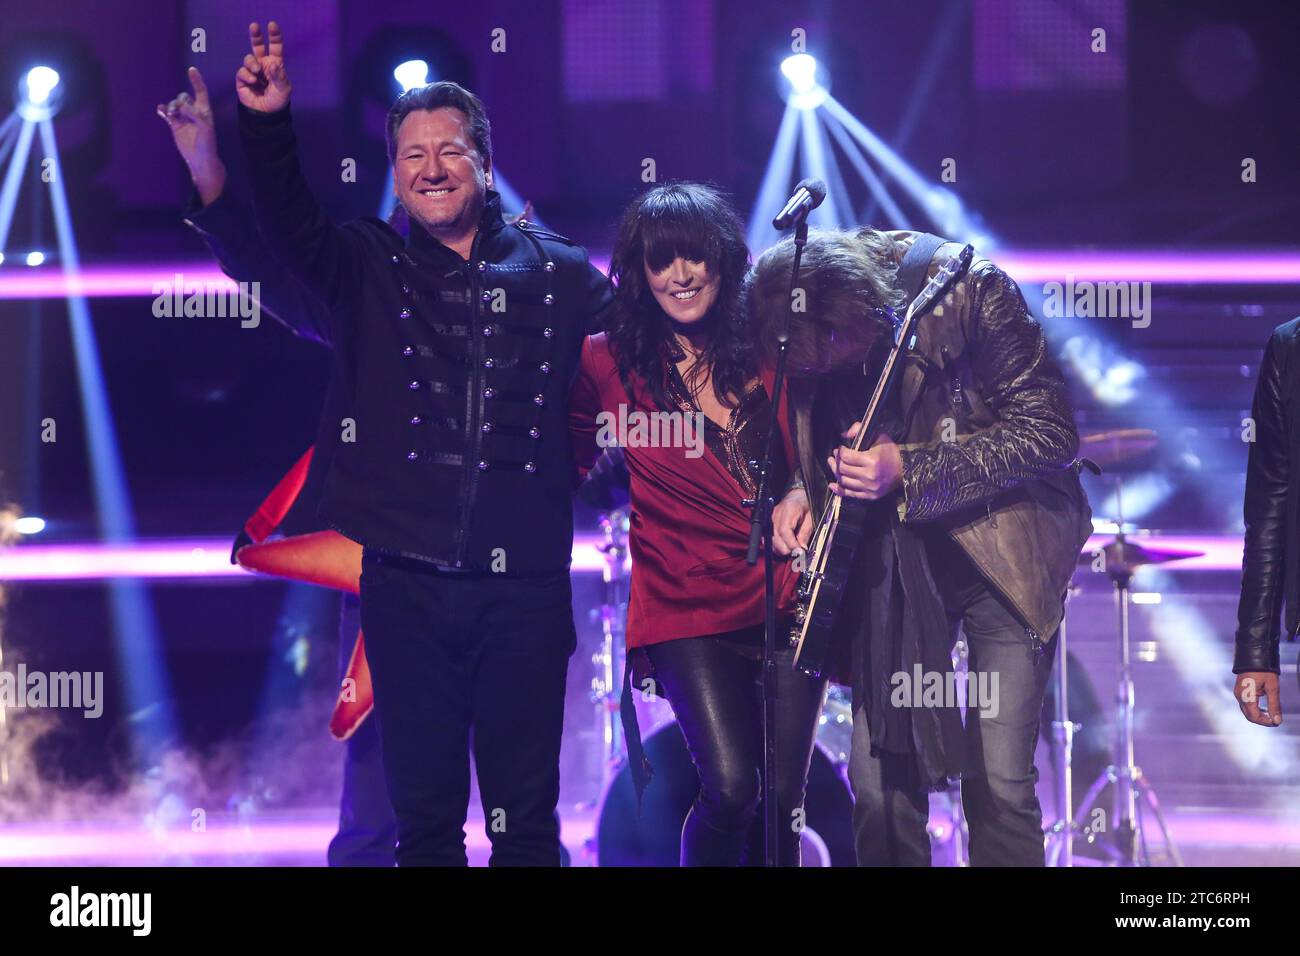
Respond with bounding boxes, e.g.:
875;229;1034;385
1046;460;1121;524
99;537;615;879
570;333;799;649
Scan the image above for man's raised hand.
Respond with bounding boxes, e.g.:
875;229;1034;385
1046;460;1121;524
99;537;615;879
236;21;292;113
156;66;225;205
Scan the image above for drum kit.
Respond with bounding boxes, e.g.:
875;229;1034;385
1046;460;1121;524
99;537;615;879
589;427;1194;867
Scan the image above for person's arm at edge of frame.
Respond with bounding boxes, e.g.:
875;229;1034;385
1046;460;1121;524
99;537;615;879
1234;326;1289;726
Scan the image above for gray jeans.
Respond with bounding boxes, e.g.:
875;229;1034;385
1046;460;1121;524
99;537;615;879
849;537;1058;866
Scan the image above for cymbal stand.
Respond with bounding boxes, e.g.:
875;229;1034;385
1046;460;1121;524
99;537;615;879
1073;478;1183;866
931;638;970;866
1044;581;1080;866
593;510;630;792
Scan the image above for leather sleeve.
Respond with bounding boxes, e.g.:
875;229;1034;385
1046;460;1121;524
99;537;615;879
1234;330;1289;673
898;263;1080;521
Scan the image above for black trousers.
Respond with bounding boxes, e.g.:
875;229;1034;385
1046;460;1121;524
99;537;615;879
849;537;1057;866
359;550;575;866
644;629;828;866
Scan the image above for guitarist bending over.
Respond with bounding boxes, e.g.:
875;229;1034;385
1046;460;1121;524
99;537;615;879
747;228;1091;866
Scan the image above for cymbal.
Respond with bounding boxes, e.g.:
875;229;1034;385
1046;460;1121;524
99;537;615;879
1078;534;1205;575
1079;428;1159;469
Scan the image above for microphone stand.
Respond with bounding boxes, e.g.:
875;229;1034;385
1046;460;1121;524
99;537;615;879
745;212;809;868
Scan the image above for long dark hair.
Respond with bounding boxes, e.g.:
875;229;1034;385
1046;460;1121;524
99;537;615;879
607;182;754;410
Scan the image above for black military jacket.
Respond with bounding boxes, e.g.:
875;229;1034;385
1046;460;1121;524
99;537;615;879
239;105;612;572
182;186;345;538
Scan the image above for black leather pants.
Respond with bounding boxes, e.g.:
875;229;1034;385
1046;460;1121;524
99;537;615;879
644;628;828;866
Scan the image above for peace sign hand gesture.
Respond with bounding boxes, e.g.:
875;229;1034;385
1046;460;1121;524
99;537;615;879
236;21;292;113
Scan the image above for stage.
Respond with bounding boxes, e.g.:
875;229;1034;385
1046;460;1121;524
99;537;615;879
1;0;1299;883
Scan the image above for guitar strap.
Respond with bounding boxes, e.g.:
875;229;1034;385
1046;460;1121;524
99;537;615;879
877;232;967;786
888;232;950;441
897;232;947;308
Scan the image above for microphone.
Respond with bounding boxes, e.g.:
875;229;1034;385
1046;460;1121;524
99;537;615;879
771;178;826;229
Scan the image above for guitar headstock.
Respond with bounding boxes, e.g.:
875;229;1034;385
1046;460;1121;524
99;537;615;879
904;243;975;322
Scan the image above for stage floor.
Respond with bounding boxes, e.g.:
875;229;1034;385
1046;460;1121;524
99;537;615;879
4;802;1299;867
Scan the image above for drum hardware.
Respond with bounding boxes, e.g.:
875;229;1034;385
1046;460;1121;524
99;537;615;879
928;639;970;866
1044;581;1081;866
579;507;631;859
1059;474;1196;866
592;509;631;781
594;722;856;867
1077;429;1159;472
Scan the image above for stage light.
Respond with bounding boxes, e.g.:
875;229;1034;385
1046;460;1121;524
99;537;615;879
30;115;178;763
25;66;59;105
781;54;817;93
923;189;966;235
13;516;45;535
0;252;5;265
16;66;62;121
799;108;842;226
745;102;800;251
25;250;44;266
1060;335;1145;407
780;54;827;110
1092;473;1175;527
393;59;430;92
377;58;432;220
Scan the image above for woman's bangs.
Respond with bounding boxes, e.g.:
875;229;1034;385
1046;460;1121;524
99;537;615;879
639;193;720;273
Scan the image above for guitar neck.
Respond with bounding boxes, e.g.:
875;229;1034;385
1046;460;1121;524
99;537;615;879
848;306;922;453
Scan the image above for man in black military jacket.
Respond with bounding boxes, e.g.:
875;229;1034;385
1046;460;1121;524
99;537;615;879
1233;317;1300;729
235;22;611;865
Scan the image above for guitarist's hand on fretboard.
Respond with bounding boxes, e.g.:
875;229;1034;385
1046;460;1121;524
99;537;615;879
827;422;903;501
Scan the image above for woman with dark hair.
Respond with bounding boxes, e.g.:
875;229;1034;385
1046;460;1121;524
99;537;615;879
570;182;827;866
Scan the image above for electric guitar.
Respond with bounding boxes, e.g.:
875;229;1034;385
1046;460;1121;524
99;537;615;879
790;243;974;677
